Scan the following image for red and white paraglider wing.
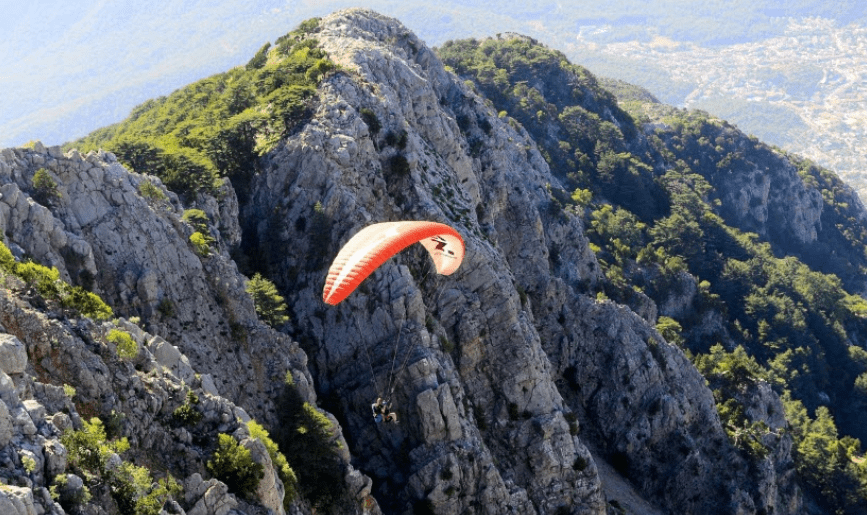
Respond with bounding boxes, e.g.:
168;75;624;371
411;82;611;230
322;221;465;306
418;229;464;275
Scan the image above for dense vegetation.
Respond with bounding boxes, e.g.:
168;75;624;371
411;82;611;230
68;18;335;202
246;273;290;328
276;372;345;510
440;36;867;513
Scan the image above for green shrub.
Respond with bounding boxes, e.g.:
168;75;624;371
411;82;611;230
277;381;344;509
360;108;381;135
1;242;113;320
207;433;264;499
384;130;408;149
107;329;137;359
189;231;213;256
172;391;203;427
63;384;77;398
388;154;411;177
246;273;289;327
246;42;271;70
21;453;36;473
146;477;183;515
32;168;60;204
62;417;130;476
305;58;336;81
15;261;60;298
0;240;15;273
61;416;180;514
655;316;684;347
60;284;113;321
182;209;209;233
138;180;167;201
110;462;153;514
294;17;321;36
157;298;175;318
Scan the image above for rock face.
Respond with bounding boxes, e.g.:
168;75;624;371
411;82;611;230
0;145;370;511
709;142;824;247
0;143;318;423
0;7;805;515
0;278;294;514
244;9;609;514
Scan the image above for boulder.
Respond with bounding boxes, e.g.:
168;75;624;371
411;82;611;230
0;334;27;375
0;400;12;447
0;485;37;515
185;473;239;515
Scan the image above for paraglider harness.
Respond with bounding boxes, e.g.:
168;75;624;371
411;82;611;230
371;397;398;424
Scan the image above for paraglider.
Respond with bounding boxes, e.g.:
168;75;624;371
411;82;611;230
322;221;465;305
322;221;465;425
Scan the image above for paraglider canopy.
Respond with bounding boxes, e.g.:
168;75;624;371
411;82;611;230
323;221;465;305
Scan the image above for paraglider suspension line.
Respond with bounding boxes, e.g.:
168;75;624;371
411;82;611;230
354;312;383;397
384;262;434;399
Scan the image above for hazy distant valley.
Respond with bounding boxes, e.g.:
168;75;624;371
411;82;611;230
560;18;867;198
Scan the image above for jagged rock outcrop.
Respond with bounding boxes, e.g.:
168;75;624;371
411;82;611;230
0;143;309;422
245;9;605;514
0;144;375;512
711;146;823;246
0;267;385;514
0;276;286;514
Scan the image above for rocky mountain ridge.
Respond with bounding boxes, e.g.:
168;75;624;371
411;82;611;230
4;7;859;515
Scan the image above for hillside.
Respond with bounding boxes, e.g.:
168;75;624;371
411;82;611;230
440;34;867;512
2;8;867;515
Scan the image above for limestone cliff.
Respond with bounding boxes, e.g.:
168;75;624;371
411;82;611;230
241;9;799;515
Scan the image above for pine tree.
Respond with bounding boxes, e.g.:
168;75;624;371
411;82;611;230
246;273;289;327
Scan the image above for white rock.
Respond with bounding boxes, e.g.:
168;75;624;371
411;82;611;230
0;334;27;375
200;374;219;397
0;370;17;406
23;400;45;424
11;405;37;435
243;436;285;515
185;474;238;515
148;337;195;384
0;400;13;447
0;484;37;515
416;388;446;442
43;439;67;478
